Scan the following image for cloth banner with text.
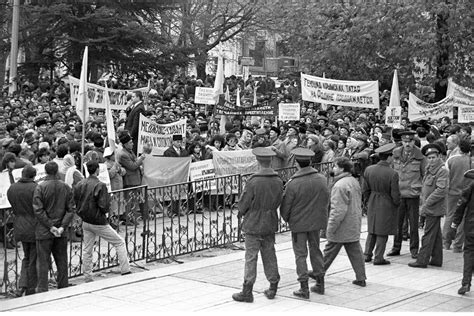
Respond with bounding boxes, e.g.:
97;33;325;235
446;79;474;107
279;103;300;121
11;164;47;184
189;160;217;193
301;73;380;109
142;156;191;201
212;150;258;195
215;96;278;116
408;92;454;121
137;114;187;155
67;76;149;111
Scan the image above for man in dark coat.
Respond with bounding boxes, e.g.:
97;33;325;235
448;169;474;295
163;134;189;157
125;90;146;155
232;147;284;303
363;143;400;265
33;161;76;292
280;148;330;298
7;165;38;296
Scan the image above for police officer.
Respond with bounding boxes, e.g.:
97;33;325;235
232;147;284;303
388;130;427;259
280;148;330;298
363;143;400;265
408;143;448;268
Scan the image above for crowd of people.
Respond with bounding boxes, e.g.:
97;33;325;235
1;72;473;299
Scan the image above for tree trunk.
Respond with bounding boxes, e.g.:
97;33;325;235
0;53;6;89
434;9;449;102
195;53;207;81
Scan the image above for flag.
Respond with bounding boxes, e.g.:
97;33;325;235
236;85;241;107
214;43;227;134
104;82;116;151
76;46;89;122
385;69;402;128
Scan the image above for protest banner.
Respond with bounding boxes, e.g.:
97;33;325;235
194;87;218;105
0;172;11;209
137;115;186;155
214;97;278;116
142;156;191;200
458;106;474;123
385;107;403;127
408;92;454;121
189;160;216;192
213;150;258;176
279;103;300;121
67;76;149;111
11;164;47;184
83;163;111;192
447;79;474;107
301;73;380;109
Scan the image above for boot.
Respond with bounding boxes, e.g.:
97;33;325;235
293;281;309;299
263;282;278;299
458;284;471;295
310;275;325;295
232;282;254;303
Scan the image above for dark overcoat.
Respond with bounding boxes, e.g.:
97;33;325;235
363;161;400;235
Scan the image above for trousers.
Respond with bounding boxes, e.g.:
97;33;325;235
291;230;324;282
416;215;443;266
243;233;280;285
82;222;131;278
18;241;37;293
443;194;465;251
364;234;388;262
393;197;419;254
323;241;366;281
36;237;68;292
462;234;474;286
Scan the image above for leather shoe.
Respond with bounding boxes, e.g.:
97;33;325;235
364;256;372;263
428;261;442;267
408;261;427;268
352;280;366;287
458;285;470;295
387;249;400;256
373;259;390;265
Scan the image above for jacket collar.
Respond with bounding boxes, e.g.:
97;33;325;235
377;161;391;167
253;167;279;177
45;174;60;181
427;158;444;174
292;166;318;179
19;178;36;183
333;172;352;183
393;145;424;160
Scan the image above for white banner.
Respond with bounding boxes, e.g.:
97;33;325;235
0;172;11;209
189;160;216;192
67;76;149;111
213;150;258;176
194;87;218;105
137;115;186;155
12;164;47;184
408;92;454;121
385;107;403;128
458;106;474;123
447;79;474;107
301;73;380;109
279;103;300;121
84;163;112;192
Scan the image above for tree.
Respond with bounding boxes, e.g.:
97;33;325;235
157;0;264;80
0;0;9;89
266;0;472;101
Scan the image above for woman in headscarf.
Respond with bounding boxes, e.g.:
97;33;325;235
64;154;84;188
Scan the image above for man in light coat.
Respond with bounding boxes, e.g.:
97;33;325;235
323;157;367;287
363;143;400;265
280;148;330;298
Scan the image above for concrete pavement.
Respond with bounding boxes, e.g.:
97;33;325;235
1;221;472;313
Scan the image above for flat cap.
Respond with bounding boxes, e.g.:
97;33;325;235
252;147;276;157
421;143;442;156
400;130;416;141
291;147;315;161
375;143;396;154
255;128;267;136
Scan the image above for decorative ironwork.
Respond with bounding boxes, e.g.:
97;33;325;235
1;163;338;297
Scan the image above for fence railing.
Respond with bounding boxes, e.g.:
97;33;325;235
0;162;334;297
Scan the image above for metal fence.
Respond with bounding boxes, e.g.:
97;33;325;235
0;162;334;297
